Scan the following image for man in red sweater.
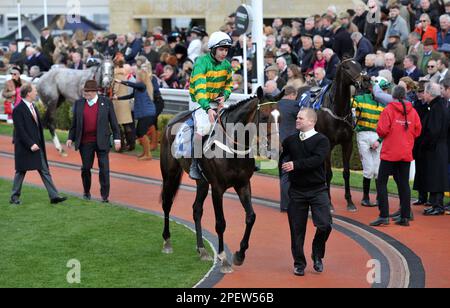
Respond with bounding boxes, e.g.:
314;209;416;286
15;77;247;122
67;80;121;202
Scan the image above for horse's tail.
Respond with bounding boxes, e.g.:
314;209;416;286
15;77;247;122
159;127;183;205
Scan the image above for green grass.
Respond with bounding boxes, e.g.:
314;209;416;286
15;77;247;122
0;179;213;288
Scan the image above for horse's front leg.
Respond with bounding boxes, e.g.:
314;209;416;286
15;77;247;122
193;179;213;261
233;182;256;267
43;101;67;157
342;140;357;212
211;186;233;274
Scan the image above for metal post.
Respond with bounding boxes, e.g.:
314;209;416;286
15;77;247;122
44;0;48;27
243;34;248;95
17;0;22;38
251;0;264;93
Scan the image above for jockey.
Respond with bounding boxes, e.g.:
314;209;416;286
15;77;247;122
188;31;233;180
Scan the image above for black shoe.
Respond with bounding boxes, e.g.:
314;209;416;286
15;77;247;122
280;208;288;213
395;218;410;226
361;199;377;207
412;200;427;206
83;194;91;201
102;199;109;203
369;217;390;226
392;212;414;221
50;196;67;204
9;198;21;205
389;210;401;218
293;267;305;276
312;255;323;273
423;208;445;216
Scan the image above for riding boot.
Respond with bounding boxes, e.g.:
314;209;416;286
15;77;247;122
189;133;203;180
138;136;152;160
361;177;376;207
147;125;158;151
189;159;202;180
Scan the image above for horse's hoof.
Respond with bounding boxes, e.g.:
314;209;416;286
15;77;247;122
220;264;234;274
233;252;245;266
60;150;68;158
198;248;213;262
347;204;357;212
162;240;173;254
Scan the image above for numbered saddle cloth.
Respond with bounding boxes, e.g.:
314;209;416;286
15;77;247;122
298;84;330;110
173;117;194;159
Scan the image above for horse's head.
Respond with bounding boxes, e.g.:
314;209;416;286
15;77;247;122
100;58;115;89
338;58;363;88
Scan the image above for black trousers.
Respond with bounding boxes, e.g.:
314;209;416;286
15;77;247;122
288;186;332;269
79;142;110;199
377;160;411;219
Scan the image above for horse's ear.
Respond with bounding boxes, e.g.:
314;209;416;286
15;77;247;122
257;86;264;100
273;89;285;102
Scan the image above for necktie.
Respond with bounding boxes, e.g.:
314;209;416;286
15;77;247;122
299;132;306;141
30;104;38;124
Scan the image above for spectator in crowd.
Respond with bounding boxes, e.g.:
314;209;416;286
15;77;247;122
422;59;441;82
352;31;374;65
403;54;423;81
313;35;325;51
278;86;300;212
364;0;385;49
323;48;340;80
178;60;193;89
312;49;327;71
264;50;276;69
437;56;450;82
67;80;121;202
104;34;118;57
383;3;409;49
319;15;335;48
8;41;23;68
313;67;331;88
188;26;205;62
116;35;128;55
438;14;450;47
386;30;407;69
399;76;420;106
140;40;160;71
2;78;17;120
416;0;440;28
276;56;289;83
231;74;244;93
265;64;286;91
370;86;422;227
155;52;170;77
160;65;180;89
418;38;442;73
125;32;143;65
278;42;300;66
333;12;355;59
40;27;55;65
353;2;369;34
69;52;85;70
384;52;404;84
264;80;281;96
414;13;438;50
286;64;304;90
365;54;382;77
10;83;67;206
8;67;24;107
415;82;449;216
298;33;315;75
408;32;424;66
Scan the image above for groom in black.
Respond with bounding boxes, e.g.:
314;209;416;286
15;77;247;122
281;108;332;276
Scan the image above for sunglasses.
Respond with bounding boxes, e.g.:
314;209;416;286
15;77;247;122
428;65;436;68
420;20;428;23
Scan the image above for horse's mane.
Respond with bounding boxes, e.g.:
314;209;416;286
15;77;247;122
224;95;257;113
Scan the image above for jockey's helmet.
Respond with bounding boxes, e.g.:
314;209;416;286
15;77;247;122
208;31;232;50
373;76;391;90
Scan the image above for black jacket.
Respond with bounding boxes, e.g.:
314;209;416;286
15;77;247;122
413;97;449;192
354;37;373;65
68;96;121;151
12;101;47;172
325;54;340;80
332;27;354;60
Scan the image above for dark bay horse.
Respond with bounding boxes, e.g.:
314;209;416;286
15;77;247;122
37;57;114;156
160;87;284;273
298;59;364;212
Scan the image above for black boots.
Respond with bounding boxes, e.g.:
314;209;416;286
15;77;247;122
361;177;377;207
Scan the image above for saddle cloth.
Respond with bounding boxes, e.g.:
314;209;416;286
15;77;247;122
298;84;330;110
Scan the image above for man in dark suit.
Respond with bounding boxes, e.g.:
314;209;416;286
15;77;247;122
10;83;67;205
403;54;423;81
323;48;340;80
67;80;121;203
314;67;332;87
278;86;301;212
281;108;332;277
40;27;55;64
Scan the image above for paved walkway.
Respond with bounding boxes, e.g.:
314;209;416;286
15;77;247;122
1;135;448;288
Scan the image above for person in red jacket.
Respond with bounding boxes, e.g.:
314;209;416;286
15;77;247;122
370;86;422;227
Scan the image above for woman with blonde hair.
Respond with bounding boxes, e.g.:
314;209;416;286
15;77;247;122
286;64;304;90
114;69;156;160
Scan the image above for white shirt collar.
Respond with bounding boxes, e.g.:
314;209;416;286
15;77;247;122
299;128;317;141
87;95;99;105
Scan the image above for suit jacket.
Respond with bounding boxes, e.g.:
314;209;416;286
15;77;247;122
12;100;47;172
404;67;423;81
68;96;121;151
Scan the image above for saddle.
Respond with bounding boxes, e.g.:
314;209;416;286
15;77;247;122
299;84;330;110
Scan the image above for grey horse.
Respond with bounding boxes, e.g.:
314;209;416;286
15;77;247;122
36;57;114;156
